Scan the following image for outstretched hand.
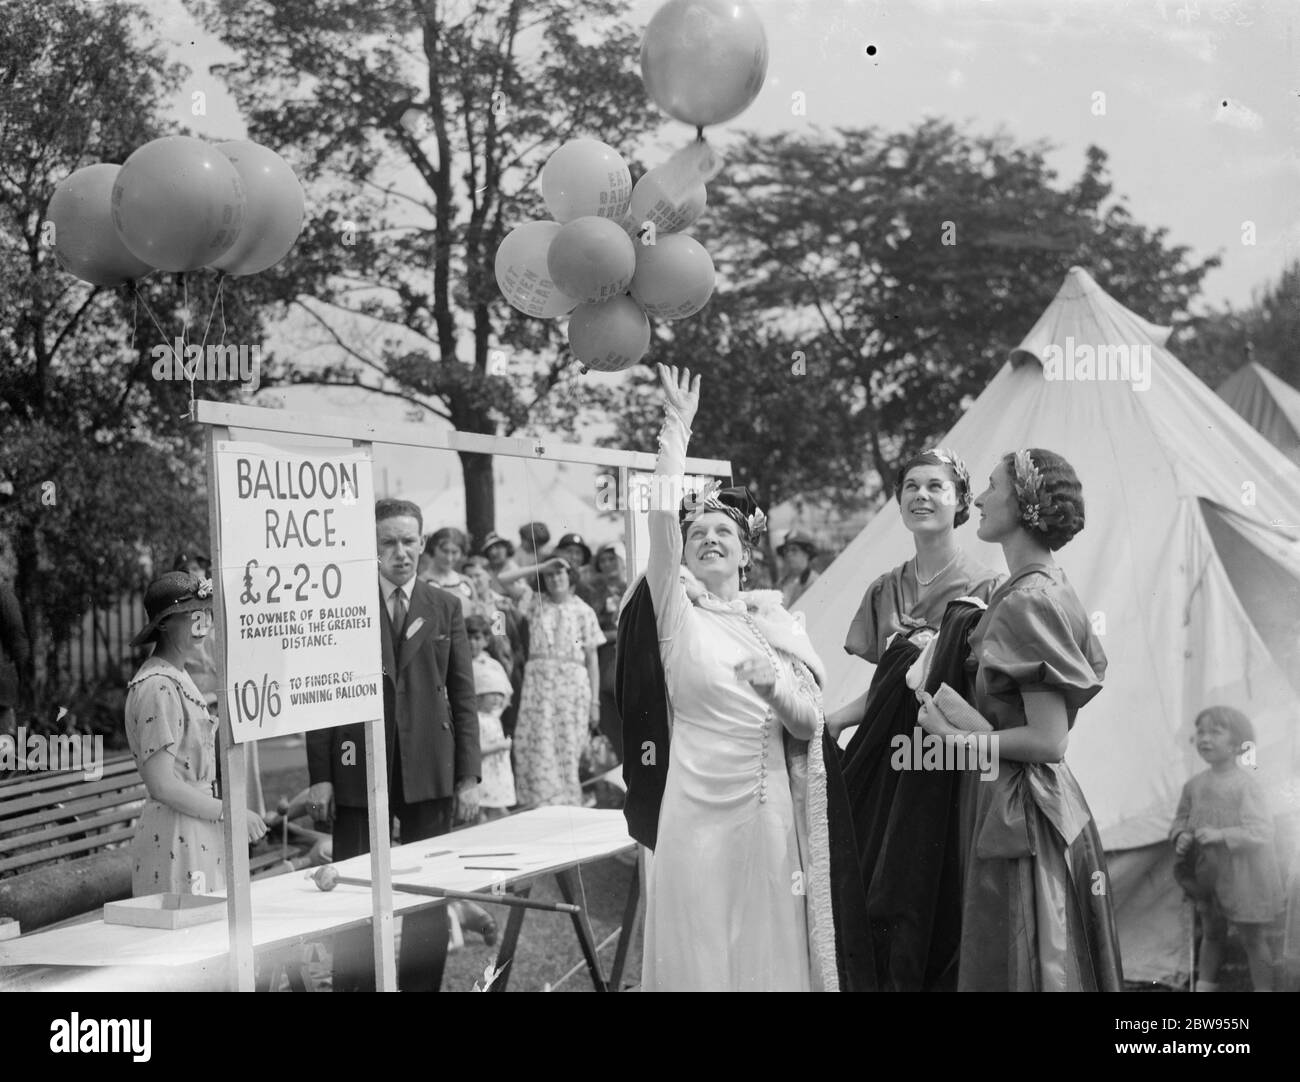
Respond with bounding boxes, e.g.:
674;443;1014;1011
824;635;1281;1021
657;363;700;426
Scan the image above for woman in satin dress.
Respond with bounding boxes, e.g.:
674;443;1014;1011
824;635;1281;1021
637;365;853;992
920;449;1123;991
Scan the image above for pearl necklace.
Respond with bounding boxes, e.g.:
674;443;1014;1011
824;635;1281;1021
914;550;961;588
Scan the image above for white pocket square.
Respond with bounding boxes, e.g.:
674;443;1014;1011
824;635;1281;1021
405;616;425;639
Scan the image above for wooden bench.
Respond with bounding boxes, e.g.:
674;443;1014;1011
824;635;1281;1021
0;754;304;932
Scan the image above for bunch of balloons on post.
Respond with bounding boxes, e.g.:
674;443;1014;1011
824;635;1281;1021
493;0;769;374
45;134;305;370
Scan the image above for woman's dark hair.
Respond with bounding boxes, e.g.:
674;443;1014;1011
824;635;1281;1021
894;451;972;528
1000;448;1085;550
464;613;493;637
1194;705;1255;750
426;527;469;555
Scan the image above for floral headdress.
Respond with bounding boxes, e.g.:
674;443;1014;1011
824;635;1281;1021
923;446;973;511
1011;449;1051;532
680;479;767;541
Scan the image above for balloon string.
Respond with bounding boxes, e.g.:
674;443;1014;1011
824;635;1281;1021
182;274;198;420
695;125;704;142
197;272;226;351
133;283;185;418
129;282;139;351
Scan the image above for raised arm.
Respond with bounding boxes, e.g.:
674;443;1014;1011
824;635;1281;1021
646;364;700;638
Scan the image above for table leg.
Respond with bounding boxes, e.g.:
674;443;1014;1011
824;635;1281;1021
554;868;608;992
284;958;312;993
490;885;531;993
254;959;276;993
609;855;642;991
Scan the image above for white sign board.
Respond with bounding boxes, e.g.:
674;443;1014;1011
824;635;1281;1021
215;441;383;742
626;470;724;583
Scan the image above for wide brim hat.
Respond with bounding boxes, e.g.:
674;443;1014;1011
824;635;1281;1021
131;571;213;647
474;661;514;698
479;531;515;557
776;530;818;557
553;532;592;565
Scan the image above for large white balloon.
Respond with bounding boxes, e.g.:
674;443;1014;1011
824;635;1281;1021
46;164;152;286
495;220;579;317
112;136;245;272
630;233;715;320
568;297;651;372
541;138;633;224
210;141;305;276
640;0;769;127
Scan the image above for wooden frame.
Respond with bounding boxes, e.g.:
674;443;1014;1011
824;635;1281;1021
196;399;729;992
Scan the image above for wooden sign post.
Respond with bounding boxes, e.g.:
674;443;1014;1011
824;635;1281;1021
205;428;390;990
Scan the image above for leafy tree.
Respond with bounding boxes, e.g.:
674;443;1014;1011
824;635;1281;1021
0;0;270;713
186;0;662;542
1177;260;1300;392
619;122;1219;512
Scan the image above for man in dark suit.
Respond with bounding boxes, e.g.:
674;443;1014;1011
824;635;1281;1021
306;498;480;992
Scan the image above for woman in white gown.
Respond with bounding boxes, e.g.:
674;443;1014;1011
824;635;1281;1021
635;365;853;992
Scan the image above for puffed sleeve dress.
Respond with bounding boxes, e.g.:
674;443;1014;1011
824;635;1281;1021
958;564;1123;991
845;553;1000;665
124;657;224;896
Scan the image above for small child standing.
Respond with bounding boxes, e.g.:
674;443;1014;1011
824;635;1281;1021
465;614;516;818
1171;705;1283;991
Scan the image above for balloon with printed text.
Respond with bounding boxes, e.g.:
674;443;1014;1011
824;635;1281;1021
568;296;651;372
209;141;305;276
541;138;633;224
547;216;636;304
626;167;707;237
630;233;715;320
112;136;246;272
495;220;580;317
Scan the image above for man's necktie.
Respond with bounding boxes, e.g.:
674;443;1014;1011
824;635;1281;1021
390;587;407;658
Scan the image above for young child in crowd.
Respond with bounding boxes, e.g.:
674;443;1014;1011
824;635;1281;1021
1171;705;1283;991
465;614;516;818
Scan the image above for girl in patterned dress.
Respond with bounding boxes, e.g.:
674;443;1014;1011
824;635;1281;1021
125;572;267;896
510;558;603;808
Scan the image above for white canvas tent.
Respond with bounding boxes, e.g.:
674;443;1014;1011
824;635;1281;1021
1218;361;1300;465
797;267;1300;983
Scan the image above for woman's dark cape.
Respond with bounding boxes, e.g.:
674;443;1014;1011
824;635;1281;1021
838;599;986;991
615;577;874;990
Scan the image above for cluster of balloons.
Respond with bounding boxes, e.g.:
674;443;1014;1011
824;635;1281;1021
495;137;716;371
493;0;768;374
46;135;305;287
